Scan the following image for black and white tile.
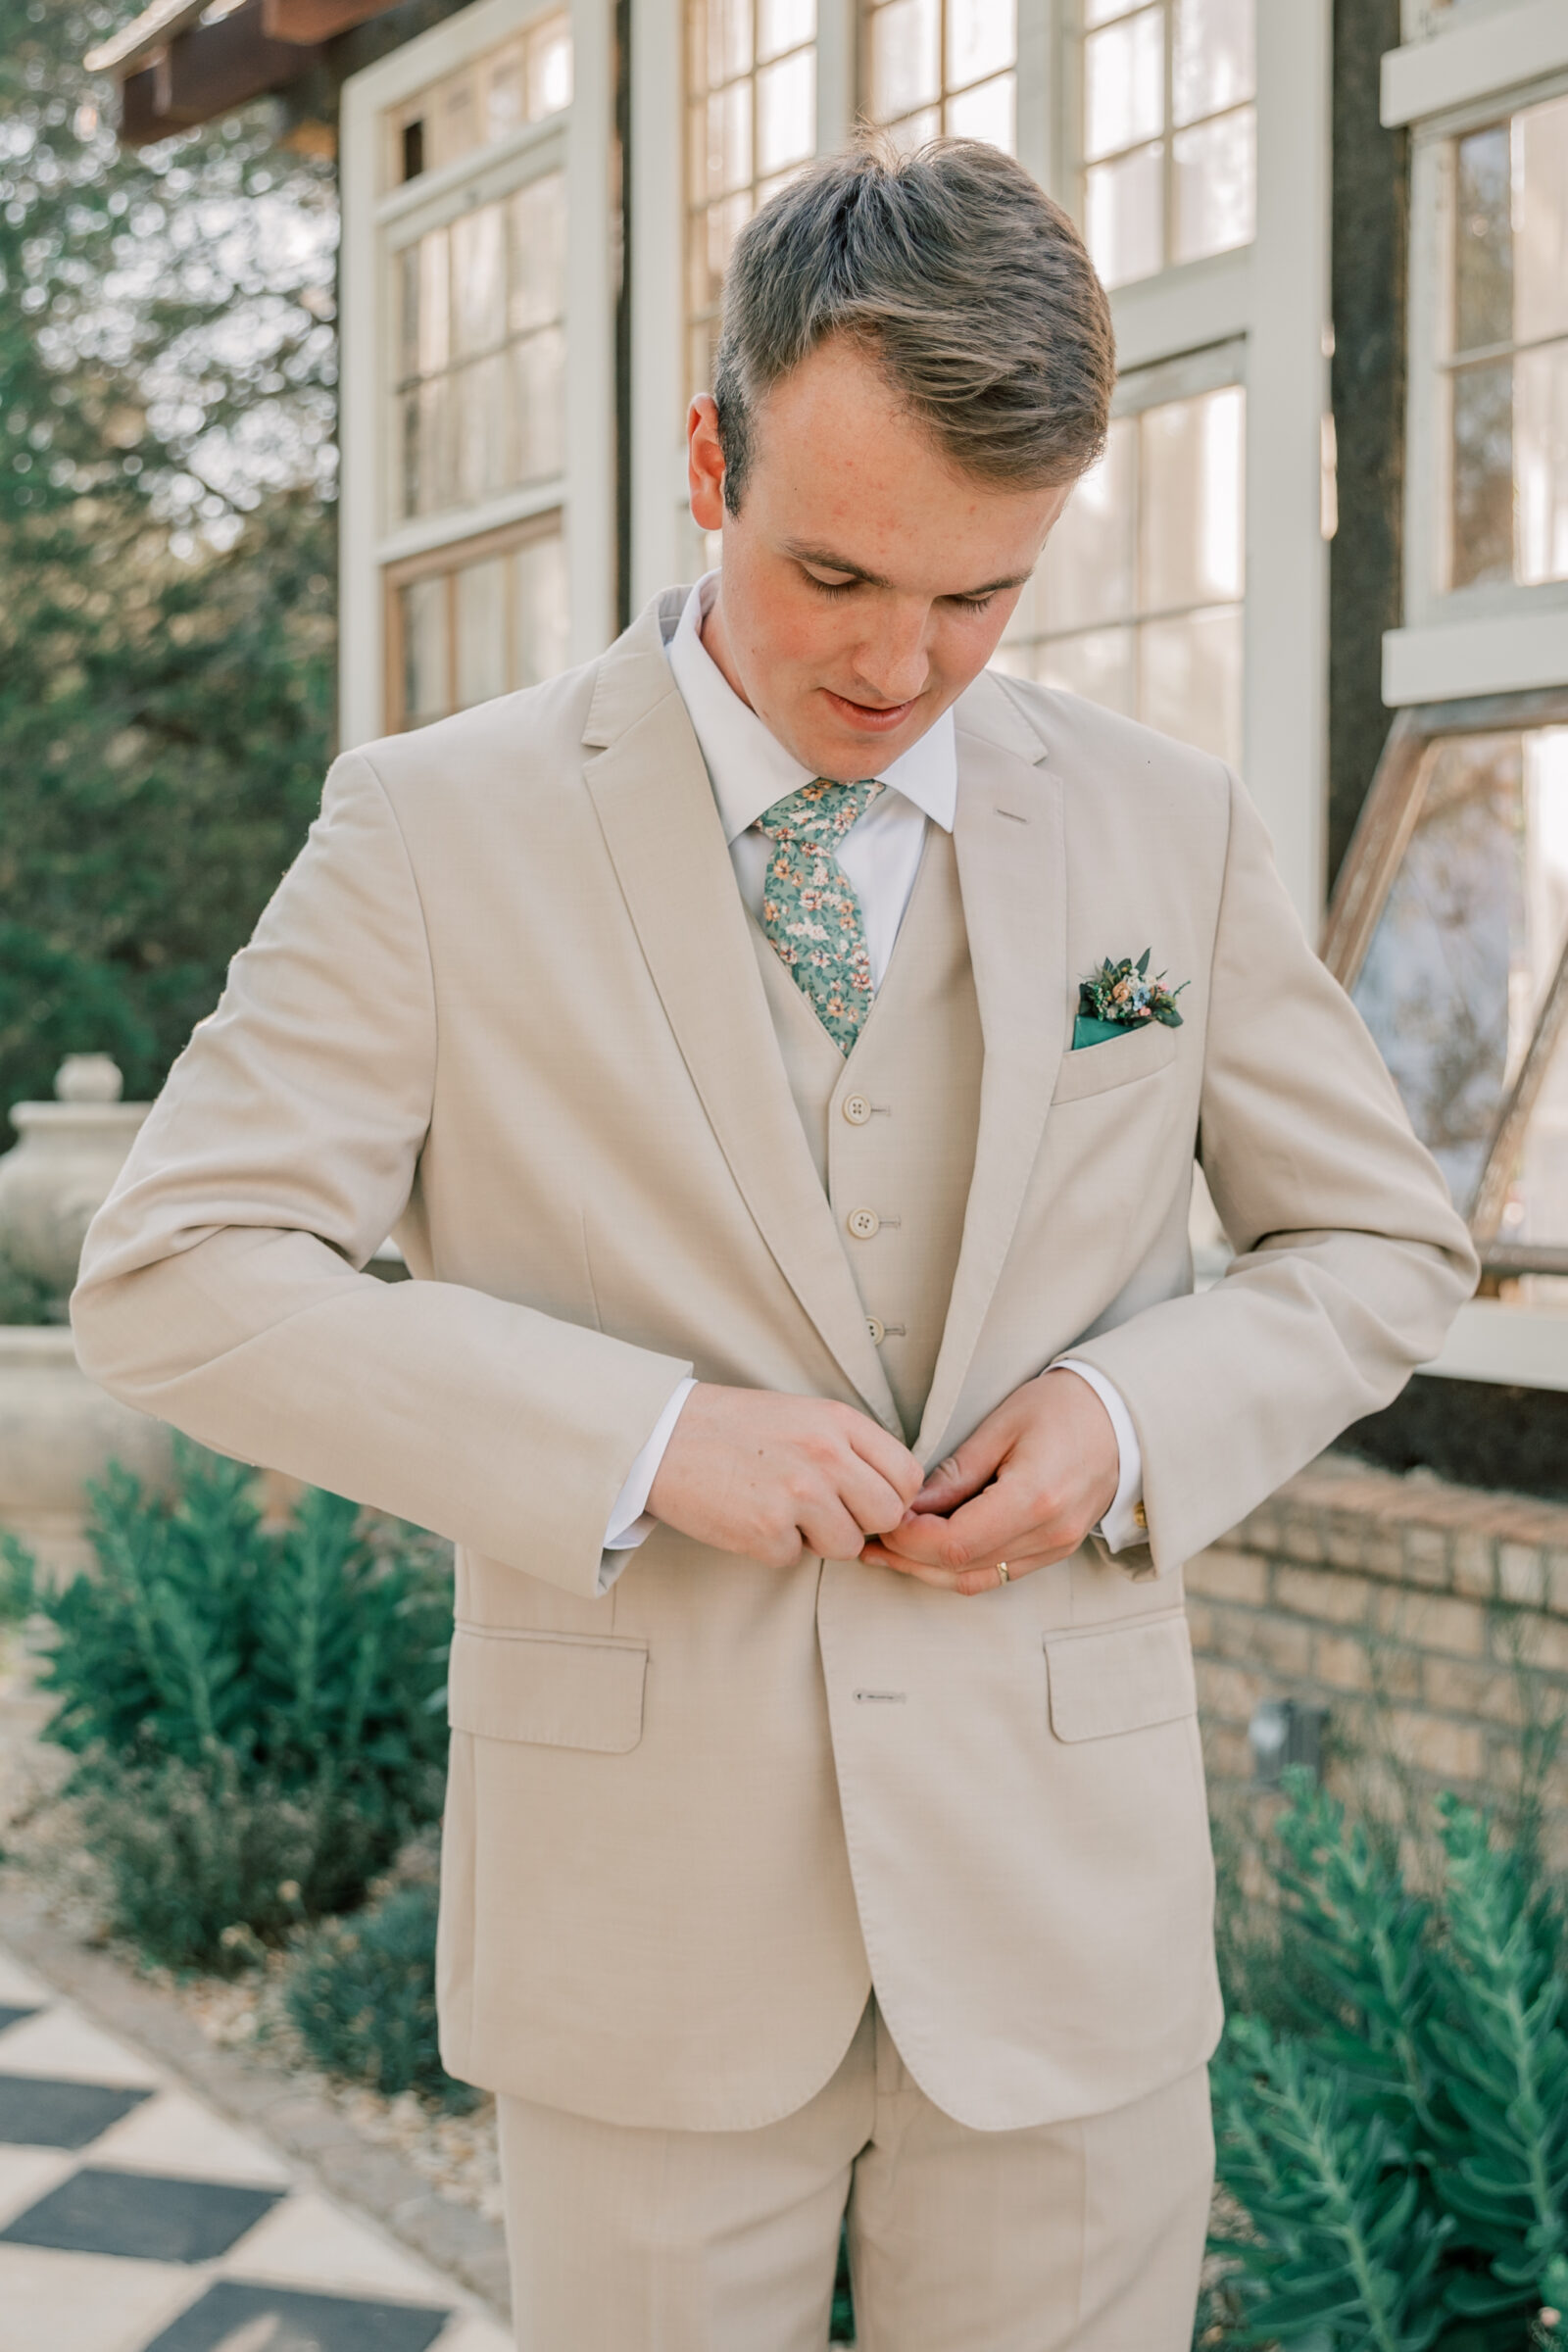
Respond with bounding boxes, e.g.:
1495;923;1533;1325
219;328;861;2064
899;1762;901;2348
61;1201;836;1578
0;1946;510;2352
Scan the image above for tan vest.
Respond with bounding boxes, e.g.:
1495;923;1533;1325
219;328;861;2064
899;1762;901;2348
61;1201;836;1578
750;826;985;1441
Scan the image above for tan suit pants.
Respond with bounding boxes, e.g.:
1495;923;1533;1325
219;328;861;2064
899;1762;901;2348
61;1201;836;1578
497;1998;1213;2351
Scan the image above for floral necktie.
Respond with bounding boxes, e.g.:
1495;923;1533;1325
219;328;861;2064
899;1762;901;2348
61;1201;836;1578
756;778;885;1055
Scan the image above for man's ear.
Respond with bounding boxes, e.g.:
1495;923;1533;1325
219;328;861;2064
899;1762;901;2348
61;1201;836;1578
687;394;727;532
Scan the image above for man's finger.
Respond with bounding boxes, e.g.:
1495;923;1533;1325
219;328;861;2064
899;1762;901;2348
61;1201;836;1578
846;1416;925;1507
908;1421;1010;1515
876;1477;1034;1571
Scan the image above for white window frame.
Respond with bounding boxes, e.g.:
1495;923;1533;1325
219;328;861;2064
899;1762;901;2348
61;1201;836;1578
338;0;616;750
1381;0;1568;709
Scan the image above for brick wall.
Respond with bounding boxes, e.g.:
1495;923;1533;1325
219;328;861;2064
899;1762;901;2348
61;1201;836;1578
1188;1452;1568;1864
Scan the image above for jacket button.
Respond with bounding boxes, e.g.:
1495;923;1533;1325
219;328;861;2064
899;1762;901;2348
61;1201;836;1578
842;1094;872;1125
847;1206;880;1240
865;1315;886;1344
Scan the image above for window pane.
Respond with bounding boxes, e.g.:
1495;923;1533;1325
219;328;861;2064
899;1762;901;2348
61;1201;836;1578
429;65;481;172
514;532;570;686
947;0;1014;91
525;12;572;117
452;202;507;360
704;0;752;84
1037;624;1137;716
1454;122;1512;356
455;555;510;710
1352;734;1524;1213
1039;416;1137;632
1140;385;1245;611
456;353;511;504
510;173;566;332
757;48;815;175
403;576;448;723
1138;605;1242;763
514;326;567;481
704;78;754;197
483;36;528;142
760;0;815;59
1084;10;1163;162
1516;338;1568;588
1086;144;1163;288
1451;358;1515;589
1173;105;1255;264
411;377;451;514
1508;731;1568;1246
1514;92;1568;348
869;0;941;121
1172;0;1254;128
1086;0;1145;21
946;71;1014;151
416;230;451;377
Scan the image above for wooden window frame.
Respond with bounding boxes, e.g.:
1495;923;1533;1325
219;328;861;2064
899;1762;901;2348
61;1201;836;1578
381;509;564;734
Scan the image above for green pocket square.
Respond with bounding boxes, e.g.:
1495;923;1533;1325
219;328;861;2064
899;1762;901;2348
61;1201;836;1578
1071;1014;1131;1050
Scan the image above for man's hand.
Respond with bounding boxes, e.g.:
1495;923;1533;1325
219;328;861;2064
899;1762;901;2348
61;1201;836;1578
647;1383;924;1566
860;1366;1120;1595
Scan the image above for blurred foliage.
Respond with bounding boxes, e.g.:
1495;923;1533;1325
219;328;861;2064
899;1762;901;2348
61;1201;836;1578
0;0;338;1119
24;1440;452;1966
285;1876;480;2111
1209;1774;1568;2350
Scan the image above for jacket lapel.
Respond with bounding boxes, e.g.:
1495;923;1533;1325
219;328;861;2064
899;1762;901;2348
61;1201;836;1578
915;671;1066;1463
582;600;901;1430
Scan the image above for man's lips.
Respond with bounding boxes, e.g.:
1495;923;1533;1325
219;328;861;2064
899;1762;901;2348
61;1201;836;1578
820;686;919;733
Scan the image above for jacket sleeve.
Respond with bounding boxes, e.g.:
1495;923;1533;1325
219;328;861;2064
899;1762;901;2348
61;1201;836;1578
71;750;692;1599
1064;766;1479;1576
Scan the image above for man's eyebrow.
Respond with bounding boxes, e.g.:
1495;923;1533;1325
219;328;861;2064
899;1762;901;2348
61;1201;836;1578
782;541;1033;598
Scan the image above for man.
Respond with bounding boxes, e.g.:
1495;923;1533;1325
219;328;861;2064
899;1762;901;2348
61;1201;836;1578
74;140;1476;2350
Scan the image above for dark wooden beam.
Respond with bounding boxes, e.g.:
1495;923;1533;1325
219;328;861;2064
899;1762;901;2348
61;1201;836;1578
148;2;322;129
261;0;397;41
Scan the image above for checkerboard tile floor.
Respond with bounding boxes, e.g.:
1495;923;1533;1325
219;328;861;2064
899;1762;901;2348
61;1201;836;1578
0;1946;511;2352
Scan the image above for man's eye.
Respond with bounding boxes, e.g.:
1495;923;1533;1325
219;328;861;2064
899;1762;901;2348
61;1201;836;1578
805;570;857;598
953;594;997;614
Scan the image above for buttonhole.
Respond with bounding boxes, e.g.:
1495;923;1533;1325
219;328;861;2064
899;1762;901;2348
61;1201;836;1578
997;808;1029;824
878;1215;902;1230
854;1690;907;1703
882;1323;906;1338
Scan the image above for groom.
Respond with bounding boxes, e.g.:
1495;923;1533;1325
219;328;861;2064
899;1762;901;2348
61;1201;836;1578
74;139;1475;2349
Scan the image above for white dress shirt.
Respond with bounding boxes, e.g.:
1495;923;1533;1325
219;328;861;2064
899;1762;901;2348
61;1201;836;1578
601;573;1145;1565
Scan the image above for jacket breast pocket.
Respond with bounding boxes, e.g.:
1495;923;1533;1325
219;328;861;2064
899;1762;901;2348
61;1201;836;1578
1044;1613;1197;1741
1051;1018;1179;1105
448;1625;648;1753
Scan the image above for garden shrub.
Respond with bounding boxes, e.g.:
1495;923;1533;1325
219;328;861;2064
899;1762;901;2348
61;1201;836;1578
30;1439;452;1966
1210;1772;1568;2350
284;1877;476;2111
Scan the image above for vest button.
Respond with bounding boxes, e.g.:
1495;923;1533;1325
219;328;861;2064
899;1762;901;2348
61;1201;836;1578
865;1315;886;1345
847;1206;880;1241
842;1094;873;1125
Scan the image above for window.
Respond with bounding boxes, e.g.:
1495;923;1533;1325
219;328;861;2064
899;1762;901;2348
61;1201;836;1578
862;0;1017;155
386;12;570;183
388;518;569;730
1326;694;1568;1297
393;171;566;523
686;0;817;399
1079;0;1255;290
998;376;1246;765
1444;90;1568;594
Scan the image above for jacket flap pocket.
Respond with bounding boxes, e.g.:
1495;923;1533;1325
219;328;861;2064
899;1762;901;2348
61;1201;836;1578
449;1627;648;1752
1044;1614;1196;1741
1051;1018;1178;1105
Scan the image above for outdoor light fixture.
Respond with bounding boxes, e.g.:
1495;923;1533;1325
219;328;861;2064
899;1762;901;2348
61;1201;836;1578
1249;1696;1329;1787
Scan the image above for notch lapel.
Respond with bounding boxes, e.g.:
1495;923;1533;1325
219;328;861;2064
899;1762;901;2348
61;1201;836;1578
582;611;900;1429
914;673;1066;1463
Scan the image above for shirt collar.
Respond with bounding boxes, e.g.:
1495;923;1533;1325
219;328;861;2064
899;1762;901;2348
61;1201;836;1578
665;571;957;846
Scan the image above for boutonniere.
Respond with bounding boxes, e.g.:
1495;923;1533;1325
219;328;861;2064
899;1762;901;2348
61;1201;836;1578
1073;950;1188;1050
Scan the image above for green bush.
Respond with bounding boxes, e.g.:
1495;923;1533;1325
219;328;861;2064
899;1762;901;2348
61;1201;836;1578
284;1877;476;2111
1210;1774;1568;2350
28;1439;452;1964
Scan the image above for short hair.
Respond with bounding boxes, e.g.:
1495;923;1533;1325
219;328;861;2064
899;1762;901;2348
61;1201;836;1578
712;137;1115;513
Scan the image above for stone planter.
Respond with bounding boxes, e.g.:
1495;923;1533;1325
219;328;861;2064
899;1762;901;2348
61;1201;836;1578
0;1329;173;1578
0;1057;169;1576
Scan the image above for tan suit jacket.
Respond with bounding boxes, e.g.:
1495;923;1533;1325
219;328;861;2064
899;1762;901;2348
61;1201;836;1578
73;588;1477;2134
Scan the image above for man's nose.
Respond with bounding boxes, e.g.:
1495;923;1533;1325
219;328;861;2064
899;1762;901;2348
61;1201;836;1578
850;619;931;707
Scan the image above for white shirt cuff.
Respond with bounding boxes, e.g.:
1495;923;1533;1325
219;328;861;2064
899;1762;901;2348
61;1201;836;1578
604;1377;697;1551
1052;1359;1145;1553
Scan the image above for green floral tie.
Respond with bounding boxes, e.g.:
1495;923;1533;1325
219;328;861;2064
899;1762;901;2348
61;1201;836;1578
756;778;885;1055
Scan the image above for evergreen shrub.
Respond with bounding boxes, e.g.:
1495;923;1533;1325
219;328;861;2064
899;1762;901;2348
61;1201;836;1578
1209;1773;1568;2350
284;1877;477;2111
31;1439;452;1968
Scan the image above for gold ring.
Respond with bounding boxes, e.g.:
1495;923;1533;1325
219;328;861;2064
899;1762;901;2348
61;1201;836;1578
996;1560;1009;1584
